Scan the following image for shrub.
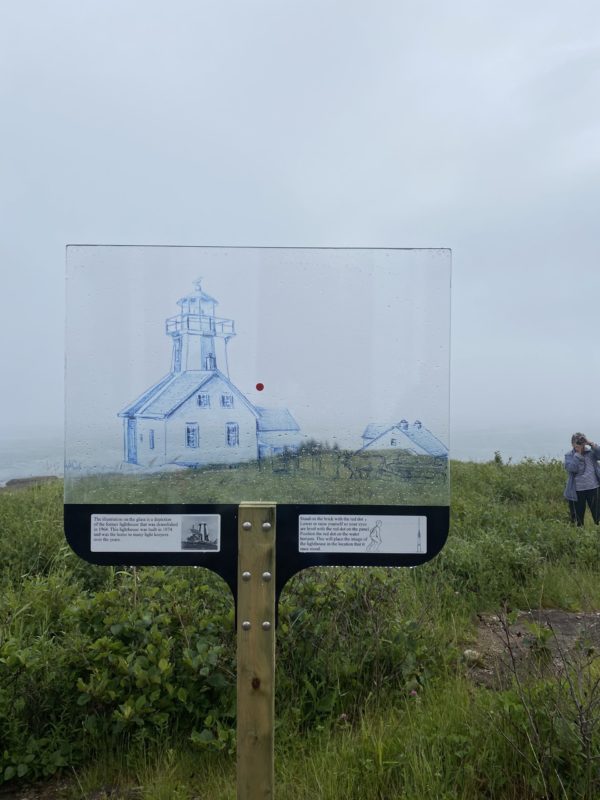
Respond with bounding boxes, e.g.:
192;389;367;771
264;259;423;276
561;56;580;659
71;568;236;745
2;457;600;791
0;566;236;783
277;568;446;729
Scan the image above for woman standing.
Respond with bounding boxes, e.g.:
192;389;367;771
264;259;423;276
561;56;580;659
564;433;600;525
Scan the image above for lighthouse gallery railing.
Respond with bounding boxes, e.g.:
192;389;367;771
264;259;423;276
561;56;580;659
165;314;235;336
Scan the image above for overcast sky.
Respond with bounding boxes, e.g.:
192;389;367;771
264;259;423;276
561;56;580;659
1;1;599;462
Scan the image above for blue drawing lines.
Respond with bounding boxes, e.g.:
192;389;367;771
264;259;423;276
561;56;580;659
359;419;448;458
116;279;447;480
119;280;301;468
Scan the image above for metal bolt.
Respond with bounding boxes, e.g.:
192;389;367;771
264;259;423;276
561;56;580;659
242;571;251;581
261;571;272;582
241;620;251;631
262;521;272;531
242;521;252;530
261;621;272;631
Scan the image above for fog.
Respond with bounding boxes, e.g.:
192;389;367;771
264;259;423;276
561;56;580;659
1;1;599;466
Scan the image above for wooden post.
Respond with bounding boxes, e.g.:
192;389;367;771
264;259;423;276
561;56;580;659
237;502;276;800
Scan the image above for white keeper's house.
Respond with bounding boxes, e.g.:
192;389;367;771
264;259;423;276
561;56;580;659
358;419;448;457
119;280;301;467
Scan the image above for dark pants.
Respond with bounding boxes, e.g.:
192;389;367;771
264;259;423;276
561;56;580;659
568;487;600;526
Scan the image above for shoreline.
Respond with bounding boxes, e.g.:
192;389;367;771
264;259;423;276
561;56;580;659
0;475;61;492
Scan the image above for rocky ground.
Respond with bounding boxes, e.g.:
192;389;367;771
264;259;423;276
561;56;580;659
466;608;600;688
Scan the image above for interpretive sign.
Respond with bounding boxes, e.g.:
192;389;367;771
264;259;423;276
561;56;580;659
90;513;221;553
65;245;451;800
298;514;425;554
65;245;450;598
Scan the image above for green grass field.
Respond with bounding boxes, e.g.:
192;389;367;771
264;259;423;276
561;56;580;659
2;457;600;798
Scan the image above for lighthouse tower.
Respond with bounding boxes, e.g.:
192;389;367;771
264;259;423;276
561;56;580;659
165;279;235;376
119;280;300;468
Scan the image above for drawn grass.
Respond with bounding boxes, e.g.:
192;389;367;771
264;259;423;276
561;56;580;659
66;450;448;505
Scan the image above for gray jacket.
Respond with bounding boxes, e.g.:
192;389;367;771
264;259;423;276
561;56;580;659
564;445;600;501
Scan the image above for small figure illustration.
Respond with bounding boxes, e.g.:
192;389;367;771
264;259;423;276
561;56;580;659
366;520;383;552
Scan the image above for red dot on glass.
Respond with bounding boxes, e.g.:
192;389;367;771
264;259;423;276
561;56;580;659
256;383;264;391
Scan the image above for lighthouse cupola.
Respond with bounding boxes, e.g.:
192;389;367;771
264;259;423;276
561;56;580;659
165;279;235;374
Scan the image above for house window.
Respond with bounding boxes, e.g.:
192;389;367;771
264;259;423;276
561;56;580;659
221;394;234;408
173;337;182;372
149;430;155;450
197;392;210;408
186;423;199;448
226;422;239;447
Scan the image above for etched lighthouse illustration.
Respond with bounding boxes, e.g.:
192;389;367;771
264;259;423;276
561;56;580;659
118;280;301;467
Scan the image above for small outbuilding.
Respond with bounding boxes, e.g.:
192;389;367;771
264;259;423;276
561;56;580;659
359;419;448;457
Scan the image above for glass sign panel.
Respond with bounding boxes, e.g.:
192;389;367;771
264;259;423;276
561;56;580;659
65;246;450;581
65;246;450;507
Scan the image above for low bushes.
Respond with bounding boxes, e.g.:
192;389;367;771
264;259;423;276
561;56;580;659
1;458;600;795
0;564;236;782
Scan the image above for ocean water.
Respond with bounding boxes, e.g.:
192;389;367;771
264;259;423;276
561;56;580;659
0;435;64;487
450;426;567;465
0;426;570;487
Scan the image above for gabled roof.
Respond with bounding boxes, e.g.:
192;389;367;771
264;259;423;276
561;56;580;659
360;421;448;457
362;423;390;440
256;407;300;432
405;425;448;457
118;373;176;418
119;370;258;420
